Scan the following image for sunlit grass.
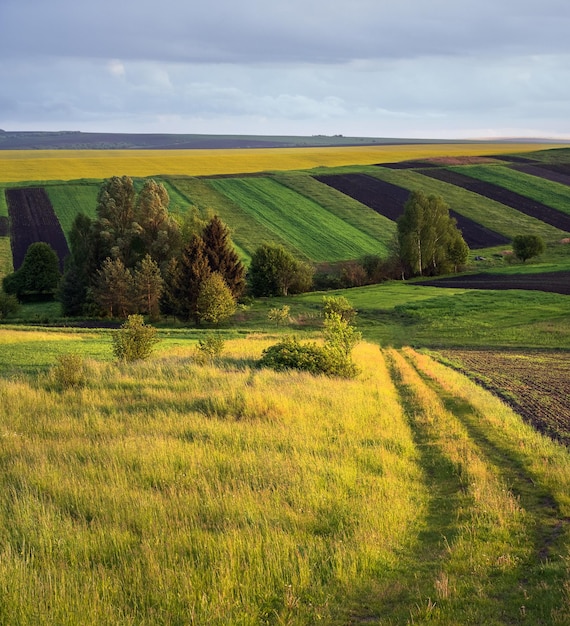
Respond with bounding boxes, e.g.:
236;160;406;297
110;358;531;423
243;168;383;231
0;338;424;624
0;144;558;183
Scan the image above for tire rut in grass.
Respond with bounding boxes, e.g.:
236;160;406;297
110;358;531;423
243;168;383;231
346;351;466;624
406;351;570;622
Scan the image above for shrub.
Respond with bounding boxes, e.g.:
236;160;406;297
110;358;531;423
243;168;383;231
268;305;290;325
512;235;545;263
0;291;20;319
112;314;159;362
196;333;225;362
322;295;357;324
196;272;237;325
50;353;87;390
259;336;358;379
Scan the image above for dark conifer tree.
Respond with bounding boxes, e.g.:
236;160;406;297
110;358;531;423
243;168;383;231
173;235;212;323
201;215;246;298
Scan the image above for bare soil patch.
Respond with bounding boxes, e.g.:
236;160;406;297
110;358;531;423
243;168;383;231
420;169;570;232
438;348;570;444
314;173;509;249
513;164;570;187
5;188;69;271
417;270;570;295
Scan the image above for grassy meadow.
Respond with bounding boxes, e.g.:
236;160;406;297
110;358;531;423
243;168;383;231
0;336;568;624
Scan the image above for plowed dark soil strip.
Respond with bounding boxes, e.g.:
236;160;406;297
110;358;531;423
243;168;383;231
417;270;570;295
420;168;570;232
314;173;509;249
6;188;69;271
514;164;570;187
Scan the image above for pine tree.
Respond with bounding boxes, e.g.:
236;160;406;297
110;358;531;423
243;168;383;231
201;215;246;298
174;235;212;323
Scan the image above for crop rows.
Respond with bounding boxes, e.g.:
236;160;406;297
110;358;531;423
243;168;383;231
437;348;570;444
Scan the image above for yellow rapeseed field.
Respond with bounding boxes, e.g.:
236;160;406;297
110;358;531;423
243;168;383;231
0;143;559;182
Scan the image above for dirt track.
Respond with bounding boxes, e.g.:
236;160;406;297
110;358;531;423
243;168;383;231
5;188;69;271
314;173;509;249
417;270;570;295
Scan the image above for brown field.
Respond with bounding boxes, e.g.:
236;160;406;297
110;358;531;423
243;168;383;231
437;348;570;445
6;187;69;271
417;270;570;295
421;168;570;232
314;173;509;249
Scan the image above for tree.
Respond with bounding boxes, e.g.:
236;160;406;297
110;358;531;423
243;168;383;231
201;215;246;298
134;179;181;268
173;235;212;323
92;175;137;266
58;213;93;315
133;255;164;321
249;244;313;297
3;242;61;301
92;257;135;318
196;272;237;325
397;191;468;277
512;235;545;263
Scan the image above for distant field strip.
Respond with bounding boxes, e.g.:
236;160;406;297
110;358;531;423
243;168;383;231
421;168;570;233
0;236;12;279
370;167;568;240
45;183;99;239
210;177;384;262
449;165;570;216
0;144;557;183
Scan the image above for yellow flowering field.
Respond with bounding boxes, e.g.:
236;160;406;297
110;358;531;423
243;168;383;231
0;143;558;182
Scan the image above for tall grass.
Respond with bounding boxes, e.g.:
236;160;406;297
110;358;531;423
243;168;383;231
0;339;424;624
0;144;558;183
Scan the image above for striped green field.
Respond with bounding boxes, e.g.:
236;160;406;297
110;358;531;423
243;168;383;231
45;183;99;239
272;171;396;256
209;177;386;263
0;188;8;218
448;165;570;216
368;166;567;242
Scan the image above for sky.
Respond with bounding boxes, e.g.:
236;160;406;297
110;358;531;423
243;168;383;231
1;0;570;139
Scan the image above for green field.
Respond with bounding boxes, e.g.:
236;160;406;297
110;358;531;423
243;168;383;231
449;165;570;216
209;177;385;262
0;236;12;279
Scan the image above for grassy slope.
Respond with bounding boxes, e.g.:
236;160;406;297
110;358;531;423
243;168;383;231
45;183;99;240
272;171;396;256
366;167;567;242
450;165;570;216
210;177;386;263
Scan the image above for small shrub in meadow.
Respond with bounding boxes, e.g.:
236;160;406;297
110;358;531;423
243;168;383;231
112;314;159;362
268;305;290;325
195;333;225;362
51;353;87;390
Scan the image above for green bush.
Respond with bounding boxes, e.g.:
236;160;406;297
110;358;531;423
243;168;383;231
50;353;87;390
112;315;160;362
322;295;356;324
259;336;358;379
268;305;290;325
196;333;225;362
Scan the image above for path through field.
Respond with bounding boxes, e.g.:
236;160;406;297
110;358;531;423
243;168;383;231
348;348;570;624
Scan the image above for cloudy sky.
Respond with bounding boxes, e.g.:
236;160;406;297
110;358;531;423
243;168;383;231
1;0;569;139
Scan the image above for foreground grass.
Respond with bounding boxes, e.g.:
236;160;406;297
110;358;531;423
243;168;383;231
0;144;557;183
0;339;424;625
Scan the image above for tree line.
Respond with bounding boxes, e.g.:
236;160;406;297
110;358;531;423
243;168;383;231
2;176;548;322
